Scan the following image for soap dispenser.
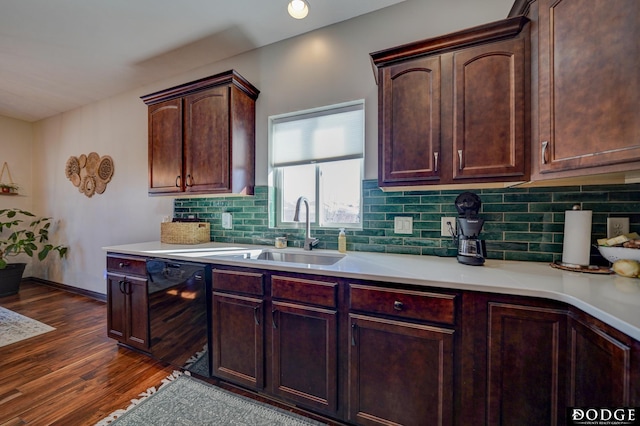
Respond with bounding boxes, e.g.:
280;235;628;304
338;228;347;253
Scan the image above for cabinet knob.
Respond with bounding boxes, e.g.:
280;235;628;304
185;174;193;187
458;150;463;171
434;151;439;172
393;300;404;311
118;262;129;268
175;175;181;187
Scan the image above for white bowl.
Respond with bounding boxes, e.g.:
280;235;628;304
597;246;640;263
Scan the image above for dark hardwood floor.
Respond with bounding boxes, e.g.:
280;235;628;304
0;281;338;426
0;281;175;425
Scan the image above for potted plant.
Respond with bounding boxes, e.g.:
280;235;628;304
0;208;68;296
0;183;19;194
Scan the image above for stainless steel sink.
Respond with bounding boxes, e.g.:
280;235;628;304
255;250;344;265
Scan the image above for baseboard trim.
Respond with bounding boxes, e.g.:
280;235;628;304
25;277;106;303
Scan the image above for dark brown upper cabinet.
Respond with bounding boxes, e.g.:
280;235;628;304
371;16;530;189
513;0;640;180
141;70;259;196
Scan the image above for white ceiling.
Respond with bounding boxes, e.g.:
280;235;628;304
0;0;405;122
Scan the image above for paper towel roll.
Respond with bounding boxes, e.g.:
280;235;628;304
562;209;592;266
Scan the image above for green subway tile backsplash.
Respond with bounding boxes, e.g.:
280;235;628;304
174;180;640;264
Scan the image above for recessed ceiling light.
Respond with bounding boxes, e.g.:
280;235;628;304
288;0;309;19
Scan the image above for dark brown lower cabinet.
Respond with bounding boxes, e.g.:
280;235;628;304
103;255;640;426
271;301;338;414
568;316;632;407
487;302;567;426
485;300;639;426
211;292;264;390
106;273;149;351
348;314;455;426
211;269;265;390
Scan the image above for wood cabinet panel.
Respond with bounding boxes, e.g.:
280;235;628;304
211;292;264;390
452;37;527;180
379;55;442;185
373;16;529;188
142;70;258;196
348;314;454;426
106;273;149;351
569;317;631;407
212;269;263;296
106;273;126;341
487;302;567;426
271;301;338;414
349;283;456;325
536;0;640;174
106;254;147;276
183;87;229;193
271;275;337;308
148;99;183;194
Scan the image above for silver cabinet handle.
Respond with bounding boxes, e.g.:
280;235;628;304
458;150;463;170
433;152;439;172
541;141;549;164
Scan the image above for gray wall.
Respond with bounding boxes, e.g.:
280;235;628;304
27;0;514;293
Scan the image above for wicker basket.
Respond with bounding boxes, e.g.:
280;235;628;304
161;222;210;244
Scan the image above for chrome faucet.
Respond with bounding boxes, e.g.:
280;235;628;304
293;196;319;251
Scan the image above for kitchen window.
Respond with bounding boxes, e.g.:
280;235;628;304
269;100;364;229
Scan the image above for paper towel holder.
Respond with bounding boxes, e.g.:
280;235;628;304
555;204;596;271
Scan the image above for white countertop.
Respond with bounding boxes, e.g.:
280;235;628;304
103;241;640;341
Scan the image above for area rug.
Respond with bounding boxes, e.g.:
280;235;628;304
0;306;55;348
96;372;326;426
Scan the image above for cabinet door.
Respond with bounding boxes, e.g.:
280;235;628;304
537;0;640;173
379;56;442;186
211;292;264;390
148;99;183;194
126;276;149;350
106;273;127;341
107;273;149;350
487;303;567;426
452;36;527;181
183;86;230;193
271;301;338;415
349;314;454;426
568;317;631;407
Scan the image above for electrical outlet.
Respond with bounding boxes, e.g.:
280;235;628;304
607;217;629;238
441;217;457;237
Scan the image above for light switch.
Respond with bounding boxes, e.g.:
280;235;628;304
222;213;233;229
394;216;413;234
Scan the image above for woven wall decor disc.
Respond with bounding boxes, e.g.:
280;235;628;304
86;152;100;175
65;152;114;198
65;156;80;179
96;156;114;183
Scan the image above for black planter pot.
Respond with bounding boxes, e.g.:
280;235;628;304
0;263;27;297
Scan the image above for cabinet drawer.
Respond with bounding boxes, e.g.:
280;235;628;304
272;276;337;308
349;284;456;325
106;254;147;276
213;269;264;296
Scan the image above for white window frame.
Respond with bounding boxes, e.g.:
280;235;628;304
269;100;364;230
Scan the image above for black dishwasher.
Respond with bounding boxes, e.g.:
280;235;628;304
146;259;210;377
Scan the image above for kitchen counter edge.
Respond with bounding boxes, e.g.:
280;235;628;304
103;241;640;341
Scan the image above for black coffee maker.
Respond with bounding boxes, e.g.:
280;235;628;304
454;192;486;266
